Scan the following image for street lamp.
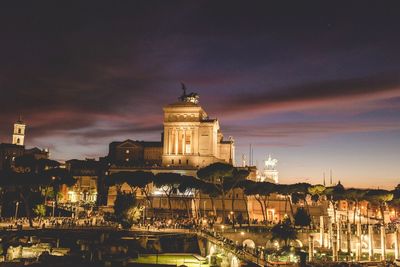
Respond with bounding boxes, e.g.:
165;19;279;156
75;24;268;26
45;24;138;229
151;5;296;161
52;201;55;218
14;201;19;220
230;211;235;228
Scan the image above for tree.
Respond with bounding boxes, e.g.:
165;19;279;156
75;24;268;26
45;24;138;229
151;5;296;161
178;176;204;218
294;207;311;228
200;182;220;217
154;172;182;217
244;181;277;223
197;164;249;223
308;184;326;204
0;156;75;226
237;179;256;224
197;162;235;223
108;171;155;210
44;167;75;211
0;170;46;226
34;204;46;217
227;168;249;218
271;218;297;247
128;171;155;210
113;192;142;229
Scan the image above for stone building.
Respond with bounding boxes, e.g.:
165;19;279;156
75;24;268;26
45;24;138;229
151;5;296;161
107;140;162;166
162;87;234;168
62;159;103;204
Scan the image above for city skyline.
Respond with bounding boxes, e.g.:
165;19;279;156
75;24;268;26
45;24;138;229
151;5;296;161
1;2;399;188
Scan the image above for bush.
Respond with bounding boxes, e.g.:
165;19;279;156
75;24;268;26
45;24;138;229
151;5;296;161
113;192;142;229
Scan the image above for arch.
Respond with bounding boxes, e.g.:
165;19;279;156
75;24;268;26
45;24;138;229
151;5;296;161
242;239;256;249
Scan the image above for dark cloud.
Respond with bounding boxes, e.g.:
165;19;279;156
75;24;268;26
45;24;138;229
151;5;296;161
215;73;400;118
0;1;399;168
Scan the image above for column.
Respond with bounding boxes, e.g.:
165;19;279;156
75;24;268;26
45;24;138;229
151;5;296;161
167;128;172;155
356;222;361;261
368;224;373;261
190;129;193;155
182;129;186;155
395;226;399;260
320;216;325;248
381;224;386;261
175;128;178;155
347;219;352;256
328;219;332;249
337;219;342;252
309;235;314;262
332;222;338;261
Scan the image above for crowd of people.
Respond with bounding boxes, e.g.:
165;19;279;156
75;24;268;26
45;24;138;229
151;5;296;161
0;216;118;230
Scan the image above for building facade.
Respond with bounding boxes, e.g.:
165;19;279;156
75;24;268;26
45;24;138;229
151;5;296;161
0;118;49;170
107;140;163;166
162;88;234;168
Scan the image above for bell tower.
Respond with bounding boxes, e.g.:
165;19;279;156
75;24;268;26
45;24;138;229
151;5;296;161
12;116;26;146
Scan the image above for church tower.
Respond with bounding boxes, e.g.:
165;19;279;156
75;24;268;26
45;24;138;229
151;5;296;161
12;117;26;146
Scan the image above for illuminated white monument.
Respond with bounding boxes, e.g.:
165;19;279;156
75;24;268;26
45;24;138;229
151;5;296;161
162;84;235;168
262;154;279;183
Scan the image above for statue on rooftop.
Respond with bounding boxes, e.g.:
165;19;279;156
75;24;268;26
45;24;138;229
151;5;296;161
178;83;199;104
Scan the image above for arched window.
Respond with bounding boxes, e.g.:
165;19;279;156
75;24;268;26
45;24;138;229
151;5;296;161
17;138;20;144
18;128;21;134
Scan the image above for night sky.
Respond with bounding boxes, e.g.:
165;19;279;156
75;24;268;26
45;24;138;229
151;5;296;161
1;1;399;187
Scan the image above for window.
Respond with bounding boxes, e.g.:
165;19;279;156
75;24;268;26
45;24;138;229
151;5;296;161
186;159;189;165
18;128;21;134
178;159;181;164
17;138;20;144
171;159;174;164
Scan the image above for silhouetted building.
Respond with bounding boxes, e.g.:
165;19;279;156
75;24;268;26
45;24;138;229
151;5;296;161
107;140;163;166
0;118;49;170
